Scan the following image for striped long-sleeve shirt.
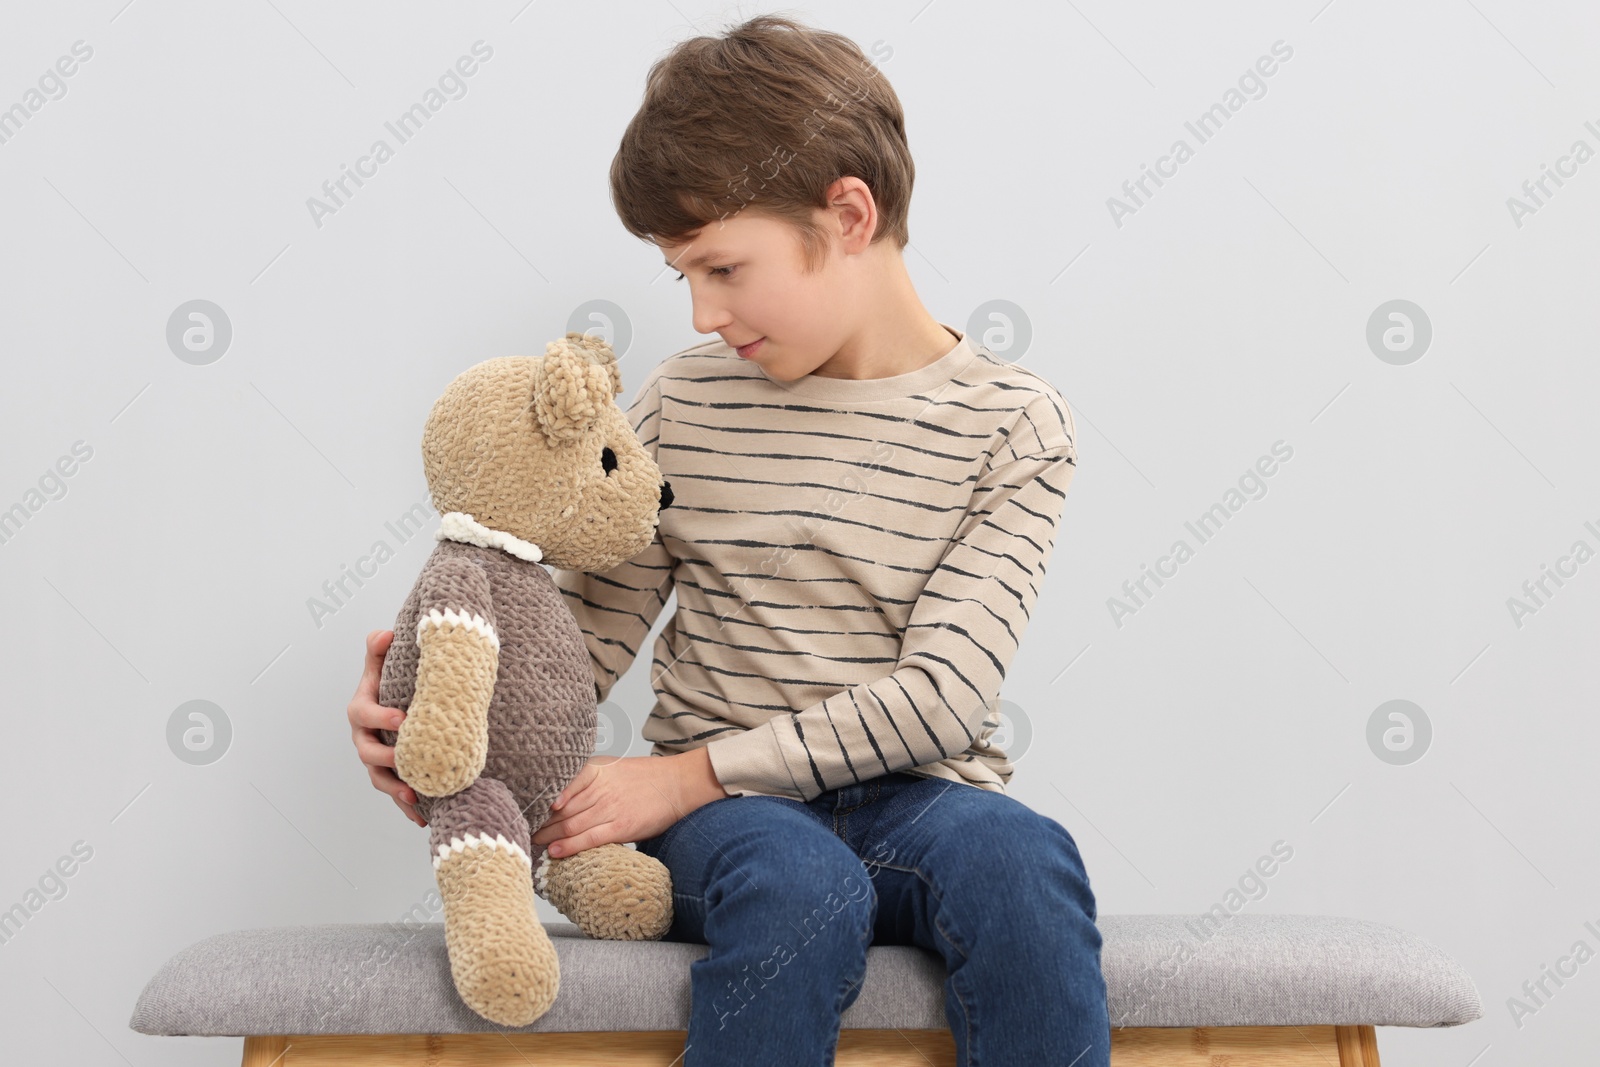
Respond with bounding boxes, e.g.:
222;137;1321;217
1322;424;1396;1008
550;323;1077;802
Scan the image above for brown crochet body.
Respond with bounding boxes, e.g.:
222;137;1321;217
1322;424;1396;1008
378;537;595;835
369;336;676;1027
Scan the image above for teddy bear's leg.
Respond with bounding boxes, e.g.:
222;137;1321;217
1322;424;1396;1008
429;776;558;1026
535;842;674;942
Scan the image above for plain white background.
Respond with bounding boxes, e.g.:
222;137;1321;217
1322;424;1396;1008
1;1;1595;1063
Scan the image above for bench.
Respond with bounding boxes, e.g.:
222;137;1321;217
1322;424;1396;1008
128;913;1481;1065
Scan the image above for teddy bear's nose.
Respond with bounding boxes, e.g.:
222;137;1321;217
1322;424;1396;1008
659;480;674;511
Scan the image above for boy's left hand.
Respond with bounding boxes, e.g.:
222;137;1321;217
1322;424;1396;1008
531;753;703;857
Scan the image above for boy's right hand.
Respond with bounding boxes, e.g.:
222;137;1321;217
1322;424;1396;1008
349;629;427;828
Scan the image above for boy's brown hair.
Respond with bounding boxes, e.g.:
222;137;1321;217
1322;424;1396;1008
610;14;912;274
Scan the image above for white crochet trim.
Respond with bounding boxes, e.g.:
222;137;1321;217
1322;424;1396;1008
417;607;500;651
534;850;553;897
432;832;533;871
436;511;543;563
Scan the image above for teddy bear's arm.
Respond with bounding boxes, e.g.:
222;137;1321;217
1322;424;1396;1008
393;555;500;799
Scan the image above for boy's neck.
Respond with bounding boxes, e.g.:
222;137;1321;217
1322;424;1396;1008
807;252;958;381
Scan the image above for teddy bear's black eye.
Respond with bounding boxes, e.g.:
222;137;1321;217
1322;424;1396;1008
601;446;617;474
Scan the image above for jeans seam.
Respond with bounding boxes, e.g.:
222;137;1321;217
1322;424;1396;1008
826;918;874;1067
835;778;881;817
870;859;977;1060
867;862;969;950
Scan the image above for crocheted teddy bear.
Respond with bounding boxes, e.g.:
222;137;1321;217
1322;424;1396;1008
376;332;676;1026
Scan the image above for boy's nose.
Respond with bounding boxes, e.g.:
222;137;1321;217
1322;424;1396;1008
660;480;674;510
691;301;731;337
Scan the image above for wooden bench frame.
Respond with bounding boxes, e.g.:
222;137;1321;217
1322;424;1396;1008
242;1023;1381;1065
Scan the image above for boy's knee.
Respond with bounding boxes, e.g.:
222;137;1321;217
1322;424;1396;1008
930;805;1098;917
707;840;877;948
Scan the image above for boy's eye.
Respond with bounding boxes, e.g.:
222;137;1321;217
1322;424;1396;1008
674;266;735;281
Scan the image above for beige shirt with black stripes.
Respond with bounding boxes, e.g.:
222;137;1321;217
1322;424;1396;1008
550;323;1078;802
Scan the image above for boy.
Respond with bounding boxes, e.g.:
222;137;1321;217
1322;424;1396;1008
348;14;1108;1065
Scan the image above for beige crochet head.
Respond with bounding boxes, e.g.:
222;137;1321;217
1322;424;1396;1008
422;332;671;573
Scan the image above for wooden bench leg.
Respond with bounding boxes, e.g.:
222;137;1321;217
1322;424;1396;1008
241;1035;288;1066
1336;1024;1382;1066
242;1024;1382;1065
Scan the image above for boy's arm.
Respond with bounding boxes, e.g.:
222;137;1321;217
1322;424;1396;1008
551;368;676;704
706;406;1078;801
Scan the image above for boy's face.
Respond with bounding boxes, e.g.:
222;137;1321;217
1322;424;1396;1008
656;209;853;382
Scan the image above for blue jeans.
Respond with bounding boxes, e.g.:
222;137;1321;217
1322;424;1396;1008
635;770;1110;1067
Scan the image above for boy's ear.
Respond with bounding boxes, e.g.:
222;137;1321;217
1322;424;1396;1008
532;341;613;443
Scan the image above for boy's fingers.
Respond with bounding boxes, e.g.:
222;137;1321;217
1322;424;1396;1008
530;816;565;846
357;731;399;770
356;630;394;700
392;792;426;827
349;674;404;738
371;767;424;824
351;701;404;734
555;761;605;809
549;823;613;857
348;632;404;734
367;762;407;797
552;783;599;819
368;763;421;811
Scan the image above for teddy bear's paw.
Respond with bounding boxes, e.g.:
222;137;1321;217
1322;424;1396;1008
454;947;560;1028
536;842;674;941
394;730;488;799
436;836;560;1025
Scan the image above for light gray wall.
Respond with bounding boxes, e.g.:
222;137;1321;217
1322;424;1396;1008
1;1;1594;1063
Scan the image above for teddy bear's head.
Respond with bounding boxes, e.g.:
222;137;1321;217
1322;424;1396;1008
421;332;672;573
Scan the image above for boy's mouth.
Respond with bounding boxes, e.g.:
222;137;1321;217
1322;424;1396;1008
735;338;765;359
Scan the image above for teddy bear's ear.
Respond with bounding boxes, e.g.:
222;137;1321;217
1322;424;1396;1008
564;330;623;396
532;342;613;443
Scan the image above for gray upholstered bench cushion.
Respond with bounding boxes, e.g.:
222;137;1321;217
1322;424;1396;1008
128;913;1482;1036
